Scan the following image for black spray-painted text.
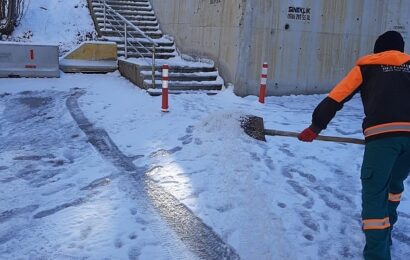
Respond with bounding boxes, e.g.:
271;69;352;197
287;6;311;21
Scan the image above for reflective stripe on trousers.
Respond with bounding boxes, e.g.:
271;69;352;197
362;217;391;230
388;192;402;202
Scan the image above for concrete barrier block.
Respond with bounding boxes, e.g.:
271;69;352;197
0;41;60;78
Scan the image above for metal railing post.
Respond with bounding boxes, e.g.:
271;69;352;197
103;0;106;30
124;22;128;59
152;45;156;88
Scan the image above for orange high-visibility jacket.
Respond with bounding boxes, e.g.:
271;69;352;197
311;50;410;141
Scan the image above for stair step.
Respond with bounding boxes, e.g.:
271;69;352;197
98;24;161;34
94;13;157;22
94;12;157;20
101;36;175;47
94;0;151;4
93;7;155;16
146;89;220;96
93;4;152;12
143;80;223;91
138;65;216;73
100;0;150;5
98;23;162;34
140;71;218;81
134;26;159;32
100;30;163;39
119;52;176;59
92;1;150;8
117;45;175;53
96;18;158;27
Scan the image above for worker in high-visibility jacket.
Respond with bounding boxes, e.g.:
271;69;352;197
298;31;410;260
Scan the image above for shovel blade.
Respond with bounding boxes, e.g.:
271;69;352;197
240;115;266;141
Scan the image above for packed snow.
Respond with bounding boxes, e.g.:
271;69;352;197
1;0;409;259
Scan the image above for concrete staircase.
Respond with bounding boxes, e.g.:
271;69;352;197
87;0;223;93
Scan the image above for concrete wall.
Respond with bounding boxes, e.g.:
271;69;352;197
151;0;410;96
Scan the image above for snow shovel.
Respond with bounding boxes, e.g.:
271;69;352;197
241;115;365;145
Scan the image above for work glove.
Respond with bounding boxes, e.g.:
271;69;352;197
298;127;318;142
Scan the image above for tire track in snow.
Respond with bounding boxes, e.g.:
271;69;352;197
66;89;240;260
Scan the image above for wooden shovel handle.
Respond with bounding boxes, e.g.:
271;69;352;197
264;129;365;145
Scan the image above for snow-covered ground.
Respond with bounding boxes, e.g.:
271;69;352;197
8;0;96;54
1;1;410;259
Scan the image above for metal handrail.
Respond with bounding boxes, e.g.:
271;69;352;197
97;0;158;87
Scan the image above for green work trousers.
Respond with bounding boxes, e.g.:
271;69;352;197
361;136;410;260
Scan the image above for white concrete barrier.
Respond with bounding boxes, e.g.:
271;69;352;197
0;41;60;78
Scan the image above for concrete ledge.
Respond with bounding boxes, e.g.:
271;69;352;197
59;59;117;73
60;41;118;73
118;59;145;88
